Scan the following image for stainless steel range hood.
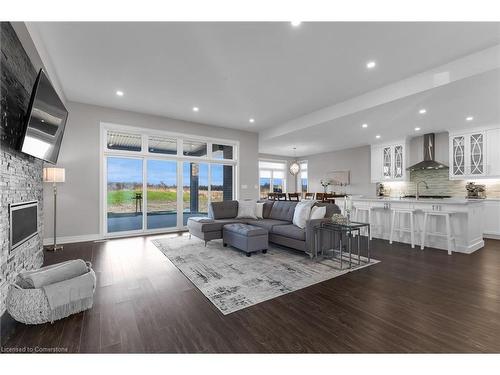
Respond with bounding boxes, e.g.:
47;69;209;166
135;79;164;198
407;133;449;171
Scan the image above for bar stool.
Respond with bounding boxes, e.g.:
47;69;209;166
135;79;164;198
354;204;372;239
420;210;456;255
389;208;417;248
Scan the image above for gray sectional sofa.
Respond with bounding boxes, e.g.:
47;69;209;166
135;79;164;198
187;200;340;256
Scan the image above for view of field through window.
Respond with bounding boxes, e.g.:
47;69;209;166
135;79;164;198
106;157;233;232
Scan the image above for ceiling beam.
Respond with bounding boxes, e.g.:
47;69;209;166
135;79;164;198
259;44;500;141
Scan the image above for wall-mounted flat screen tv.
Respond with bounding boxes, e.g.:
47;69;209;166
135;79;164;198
19;69;68;164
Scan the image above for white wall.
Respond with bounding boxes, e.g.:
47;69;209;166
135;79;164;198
43;101;259;242
306;145;374;196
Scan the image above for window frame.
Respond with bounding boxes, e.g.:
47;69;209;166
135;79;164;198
258;159;287;198
100;122;239;238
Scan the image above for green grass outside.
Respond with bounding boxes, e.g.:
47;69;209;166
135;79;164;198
107;190;212;205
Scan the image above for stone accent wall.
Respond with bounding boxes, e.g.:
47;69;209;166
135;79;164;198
383;168;500;198
0;22;44;316
0;150;44;315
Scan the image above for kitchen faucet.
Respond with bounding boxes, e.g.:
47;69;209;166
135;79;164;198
416;180;429;200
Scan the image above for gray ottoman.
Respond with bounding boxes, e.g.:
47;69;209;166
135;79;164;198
223;223;268;257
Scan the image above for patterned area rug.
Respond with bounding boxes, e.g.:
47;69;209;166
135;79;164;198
152;235;379;315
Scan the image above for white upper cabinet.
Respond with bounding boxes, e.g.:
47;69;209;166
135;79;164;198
449;126;500;179
371;140;408;182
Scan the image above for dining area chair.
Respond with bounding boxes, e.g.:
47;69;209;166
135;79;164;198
287;193;300;201
276;193;287;201
303;192;315;200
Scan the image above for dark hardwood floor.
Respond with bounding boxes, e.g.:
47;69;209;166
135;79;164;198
2;233;500;353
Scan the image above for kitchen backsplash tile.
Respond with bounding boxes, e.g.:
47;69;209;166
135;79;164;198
382;169;500;198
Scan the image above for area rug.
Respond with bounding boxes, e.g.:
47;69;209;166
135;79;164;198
152;235;379;314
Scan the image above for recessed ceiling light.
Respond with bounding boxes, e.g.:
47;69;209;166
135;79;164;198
362;123;368;128
375;135;381;139
291;21;302;27
415;127;421;131
366;61;376;69
116;90;124;96
466;116;474;121
249;118;255;123
419;109;427;114
192;107;199;112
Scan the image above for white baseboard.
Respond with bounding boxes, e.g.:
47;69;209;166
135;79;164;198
484;232;500;240
43;234;101;246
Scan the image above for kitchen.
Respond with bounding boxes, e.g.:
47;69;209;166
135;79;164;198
351;130;500;254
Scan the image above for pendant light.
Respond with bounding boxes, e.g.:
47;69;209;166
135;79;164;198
289;147;301;176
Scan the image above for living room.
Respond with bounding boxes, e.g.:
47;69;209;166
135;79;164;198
2;0;500;372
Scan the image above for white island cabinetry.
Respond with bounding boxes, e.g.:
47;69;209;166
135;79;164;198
351;197;485;254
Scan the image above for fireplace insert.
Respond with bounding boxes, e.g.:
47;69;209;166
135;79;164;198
9;201;38;253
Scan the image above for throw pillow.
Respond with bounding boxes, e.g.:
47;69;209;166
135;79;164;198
237;200;258;219
309;205;327;220
292;200;315;229
255;202;265;219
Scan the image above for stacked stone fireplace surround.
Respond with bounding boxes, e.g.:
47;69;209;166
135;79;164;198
0;22;44;321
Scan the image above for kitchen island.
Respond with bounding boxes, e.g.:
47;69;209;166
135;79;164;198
349;196;485;253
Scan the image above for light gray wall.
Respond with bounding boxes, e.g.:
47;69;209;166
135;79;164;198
44;101;259;241
305;145;374;196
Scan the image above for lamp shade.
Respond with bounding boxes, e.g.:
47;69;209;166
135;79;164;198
43;167;65;183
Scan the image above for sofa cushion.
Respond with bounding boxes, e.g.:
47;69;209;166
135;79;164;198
313;202;341;218
188;217;246;232
271;224;306;241
262;201;274;219
223;223;268;237
236;200;257;219
246;219;290;232
269;201;298;221
208;200;238;219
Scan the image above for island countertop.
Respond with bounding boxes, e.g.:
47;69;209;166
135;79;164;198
350;196;485;205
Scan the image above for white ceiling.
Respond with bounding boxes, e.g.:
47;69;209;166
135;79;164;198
259;69;500;156
30;22;500;154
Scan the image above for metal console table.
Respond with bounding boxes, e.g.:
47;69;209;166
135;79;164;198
313;221;371;270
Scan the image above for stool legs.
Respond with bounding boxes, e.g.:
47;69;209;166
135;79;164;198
389;210;396;244
445;214;452;255
409;213;415;248
420;212;428;250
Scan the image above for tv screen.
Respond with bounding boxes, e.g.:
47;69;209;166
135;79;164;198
19;69;68;164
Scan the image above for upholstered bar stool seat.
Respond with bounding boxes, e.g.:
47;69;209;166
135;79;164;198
420;210;456;255
389;208;417;248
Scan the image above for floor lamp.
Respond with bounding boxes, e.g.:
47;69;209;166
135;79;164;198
43;167;65;251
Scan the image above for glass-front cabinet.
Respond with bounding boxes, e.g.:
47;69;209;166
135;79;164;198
449;130;486;179
370;140;408;182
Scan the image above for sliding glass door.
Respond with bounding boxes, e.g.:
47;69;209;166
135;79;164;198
106;157;143;233
147;159;177;230
182;162;208;225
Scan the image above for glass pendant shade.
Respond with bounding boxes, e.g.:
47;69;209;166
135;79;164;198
289;160;300;176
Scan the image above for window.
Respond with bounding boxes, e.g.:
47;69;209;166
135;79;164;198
107;131;142;152
259;160;287;198
299;161;308;192
148;135;177;155
212;144;233;160
102;125;237;235
183;139;207;157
